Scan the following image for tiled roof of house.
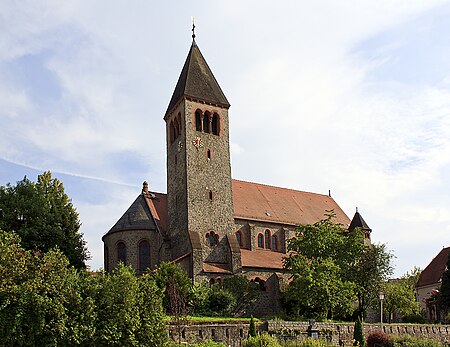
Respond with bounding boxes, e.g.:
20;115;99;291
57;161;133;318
240;249;286;270
145;192;168;235
203;262;232;274
232;179;350;226
416;247;450;288
166;40;230;115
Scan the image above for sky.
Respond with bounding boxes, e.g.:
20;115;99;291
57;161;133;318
1;1;450;277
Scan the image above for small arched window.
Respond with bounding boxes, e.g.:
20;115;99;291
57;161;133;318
236;231;242;247
117;241;126;265
206;231;219;246
174;118;179;140
212;113;220;135
195;109;202;131
264;229;271;249
169;121;175;143
208;190;213;201
177;112;182;132
138;240;150;273
257;233;264;248
271;235;278;251
209;278;216;286
251;277;267;291
203;112;210;133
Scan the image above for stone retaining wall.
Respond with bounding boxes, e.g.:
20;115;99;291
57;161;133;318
168;320;450;346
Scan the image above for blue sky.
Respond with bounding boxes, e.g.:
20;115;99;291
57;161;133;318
1;1;450;276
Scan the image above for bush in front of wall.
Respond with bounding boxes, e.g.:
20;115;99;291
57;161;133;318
367;332;393;347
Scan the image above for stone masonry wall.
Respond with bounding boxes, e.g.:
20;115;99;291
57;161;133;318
168;320;450;346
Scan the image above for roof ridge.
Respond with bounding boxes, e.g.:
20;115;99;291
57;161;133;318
232;178;332;199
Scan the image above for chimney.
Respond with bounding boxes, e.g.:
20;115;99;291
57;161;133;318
142;181;149;194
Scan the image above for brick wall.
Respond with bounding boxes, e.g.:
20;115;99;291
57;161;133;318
167;320;450;346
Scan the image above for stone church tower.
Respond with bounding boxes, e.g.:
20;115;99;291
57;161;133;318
164;37;241;280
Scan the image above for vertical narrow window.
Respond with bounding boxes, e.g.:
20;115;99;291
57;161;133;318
265;229;271;249
257;233;264;248
170;121;175;143
236;231;242;247
175;154;177;165
117;241;126;265
212;113;220;135
105;246;109;272
203;112;210;133
177;112;182;132
138;240;151;273
174;118;179;140
209;190;213;201
207;149;211;160
271;235;278;251
195;109;202;131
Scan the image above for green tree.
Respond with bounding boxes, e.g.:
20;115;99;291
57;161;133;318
0;229;95;346
0;171;88;269
284;212;363;320
222;275;260;316
248;315;257;338
383;278;420;323
351;243;394;320
440;252;450;314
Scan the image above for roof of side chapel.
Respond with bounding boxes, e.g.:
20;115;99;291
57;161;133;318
416;247;450;288
166;41;230;115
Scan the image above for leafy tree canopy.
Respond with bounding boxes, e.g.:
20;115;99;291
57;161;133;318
284;211;394;320
0;171;88;269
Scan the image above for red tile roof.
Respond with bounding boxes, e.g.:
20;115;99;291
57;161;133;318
203;262;232;274
232;180;350;226
149;180;350;233
417;247;450;288
240;249;286;270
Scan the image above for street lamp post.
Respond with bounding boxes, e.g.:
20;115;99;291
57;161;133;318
379;292;385;332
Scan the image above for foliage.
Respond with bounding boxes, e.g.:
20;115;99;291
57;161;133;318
439;252;450;313
153;261;193;314
353;316;364;347
242;333;281;347
0;171;88;269
284;211;364;320
282;339;329;347
191;340;227;347
350;243;394;320
382;279;420;323
207;286;235;315
366;332;393;347
222;275;261;315
0;230;168;346
249;315;257;337
392;336;445;347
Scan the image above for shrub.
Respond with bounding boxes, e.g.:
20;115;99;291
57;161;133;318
353;316;364;347
392;336;445;347
401;313;426;324
192;340;227;347
248;315;257;338
283;339;329;347
367;332;393;347
242;333;281;347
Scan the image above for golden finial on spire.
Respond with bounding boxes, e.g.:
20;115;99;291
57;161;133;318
191;16;196;40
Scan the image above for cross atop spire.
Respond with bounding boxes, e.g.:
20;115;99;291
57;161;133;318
191;16;196;40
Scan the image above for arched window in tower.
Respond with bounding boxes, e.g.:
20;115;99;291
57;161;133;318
174;118;179;140
271;235;278;251
117;241;126;265
257;233;264;248
235;231;243;247
169;121;175;143
206;231;219;246
212;113;220;135
138;240;151;273
208;190;213;201
195;109;202;131
264;229;271;249
177;112;182;132
203;111;211;133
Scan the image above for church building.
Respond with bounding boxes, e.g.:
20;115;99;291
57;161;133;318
102;34;371;314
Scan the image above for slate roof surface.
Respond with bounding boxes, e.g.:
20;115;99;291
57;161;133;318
348;211;371;231
417;247;450;288
166;40;230;115
232;179;350;227
105;195;157;236
240;249;285;270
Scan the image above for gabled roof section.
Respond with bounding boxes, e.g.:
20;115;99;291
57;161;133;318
166;40;230;115
417;247;450;288
232;180;350;226
240;249;285;270
105;194;157;236
348;211;371;232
